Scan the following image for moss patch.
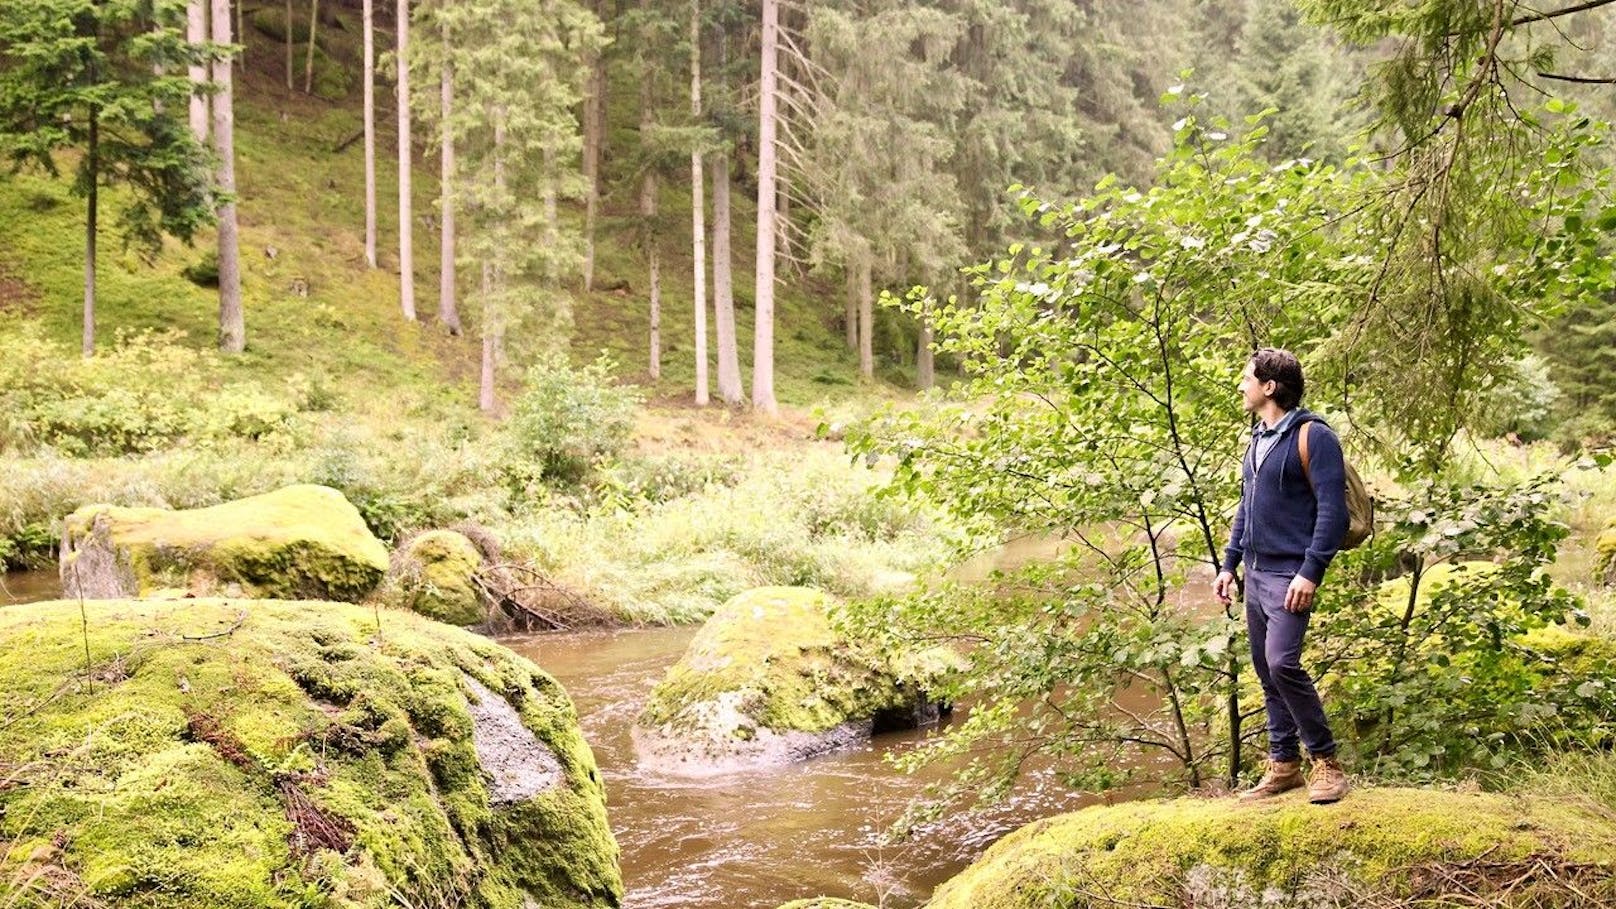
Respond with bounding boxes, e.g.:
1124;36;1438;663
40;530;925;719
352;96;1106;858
638;586;929;738
60;484;389;602
386;529;485;626
927;788;1616;909
1596;522;1616;586
0;598;620;908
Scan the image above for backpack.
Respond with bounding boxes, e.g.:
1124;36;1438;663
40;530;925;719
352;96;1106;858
1299;421;1374;550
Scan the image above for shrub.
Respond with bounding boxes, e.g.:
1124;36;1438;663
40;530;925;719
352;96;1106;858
0;328;306;456
502;353;641;486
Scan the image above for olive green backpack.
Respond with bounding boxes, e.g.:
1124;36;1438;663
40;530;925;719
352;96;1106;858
1298;421;1374;550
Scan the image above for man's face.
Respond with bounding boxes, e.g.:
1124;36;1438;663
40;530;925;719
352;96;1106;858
1238;362;1274;414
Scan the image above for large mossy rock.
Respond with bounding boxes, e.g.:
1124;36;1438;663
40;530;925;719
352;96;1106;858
1597;521;1616;586
634;586;941;773
928;788;1616;909
60;485;389;602
386;529;486;626
0;598;621;908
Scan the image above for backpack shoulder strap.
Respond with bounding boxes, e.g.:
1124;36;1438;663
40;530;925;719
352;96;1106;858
1299;420;1312;484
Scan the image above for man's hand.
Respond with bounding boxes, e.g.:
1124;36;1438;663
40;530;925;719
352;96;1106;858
1213;571;1237;605
1284;575;1317;613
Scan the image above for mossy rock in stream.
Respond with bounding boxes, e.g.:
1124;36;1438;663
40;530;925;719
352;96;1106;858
634;586;944;773
383;529;486;626
1597;520;1616;585
927;788;1616;909
0;598;621;908
60;484;389;602
775;900;876;909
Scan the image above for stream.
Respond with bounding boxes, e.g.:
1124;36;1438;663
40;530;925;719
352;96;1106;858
2;570;1103;908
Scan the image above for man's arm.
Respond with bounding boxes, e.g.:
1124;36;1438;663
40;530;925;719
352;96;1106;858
1299;423;1349;585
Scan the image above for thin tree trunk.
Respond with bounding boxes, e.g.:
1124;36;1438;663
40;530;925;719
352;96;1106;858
480;263;495;413
843;267;857;350
187;1;209;141
649;249;661;380
916;297;934;390
284;0;293;90
304;0;319;93
752;0;779;414
690;0;708;406
858;255;873;380
777;178;791;262
581;0;606;291
712;153;741;403
235;0;244;69
438;51;459;332
397;0;416;321
481;116;505;414
362;0;377;267
83;106;98;358
213;0;244;353
639;21;660;381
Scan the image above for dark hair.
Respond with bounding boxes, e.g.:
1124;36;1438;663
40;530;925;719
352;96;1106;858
1251;347;1304;410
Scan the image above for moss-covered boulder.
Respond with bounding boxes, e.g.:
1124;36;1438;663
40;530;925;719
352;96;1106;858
1596;521;1616;586
60;484;389;602
634;586;942;773
928;788;1616;909
386;529;486;626
775;900;876;909
0;598;621;908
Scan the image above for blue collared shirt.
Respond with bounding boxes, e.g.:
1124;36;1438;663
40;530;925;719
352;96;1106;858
1252;407;1299;472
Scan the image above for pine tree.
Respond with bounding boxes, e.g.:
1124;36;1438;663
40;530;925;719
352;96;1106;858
212;0;244;352
363;0;378;268
0;0;215;357
752;0;780;414
424;0;603;410
397;0;417;322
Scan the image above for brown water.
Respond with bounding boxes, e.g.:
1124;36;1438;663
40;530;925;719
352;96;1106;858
1;569;60;604
0;570;1105;906
503;627;1102;909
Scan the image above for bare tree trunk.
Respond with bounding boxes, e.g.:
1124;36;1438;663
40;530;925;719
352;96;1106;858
362;0;377;267
235;0;244;69
581;0;606;291
690;0;708;406
397;0;416;321
187;1;209;141
843;266;857;350
284;0;293;90
438;52;459;333
858;255;873;380
481;117;506;414
83;106;98;358
752;0;779;414
480;264;495;413
639;26;660;381
213;0;244;353
303;0;319;93
777;179;791;262
917;297;934;390
712;153;742;403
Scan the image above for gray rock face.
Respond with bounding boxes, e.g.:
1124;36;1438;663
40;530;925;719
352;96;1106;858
464;675;564;805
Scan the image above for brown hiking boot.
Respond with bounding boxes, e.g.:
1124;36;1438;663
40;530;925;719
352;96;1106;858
1308;756;1349;804
1237;758;1304;801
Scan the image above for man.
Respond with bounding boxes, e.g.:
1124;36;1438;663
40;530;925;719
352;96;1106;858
1212;347;1350;804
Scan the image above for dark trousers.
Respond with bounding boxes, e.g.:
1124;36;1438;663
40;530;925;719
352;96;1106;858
1245;566;1336;761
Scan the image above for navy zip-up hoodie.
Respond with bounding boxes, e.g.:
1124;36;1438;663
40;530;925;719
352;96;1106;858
1221;408;1349;584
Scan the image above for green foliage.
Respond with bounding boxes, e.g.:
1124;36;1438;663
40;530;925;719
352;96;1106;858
845;110;1366;801
0;328;307;456
502;354;642;486
1310;476;1609;775
0;0;216;261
